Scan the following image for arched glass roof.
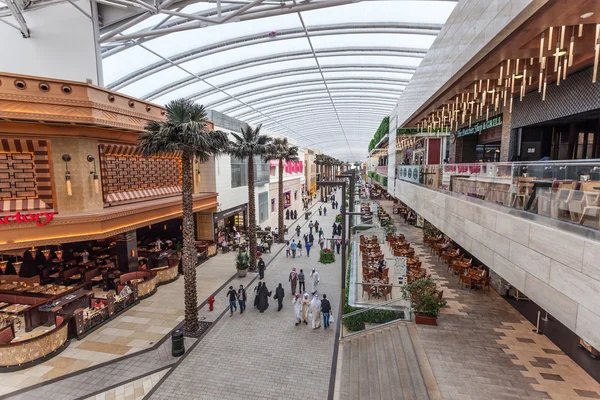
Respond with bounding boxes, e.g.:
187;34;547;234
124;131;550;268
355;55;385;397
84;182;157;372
101;0;456;160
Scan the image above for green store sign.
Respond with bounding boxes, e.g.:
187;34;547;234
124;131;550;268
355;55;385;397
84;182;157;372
456;115;503;138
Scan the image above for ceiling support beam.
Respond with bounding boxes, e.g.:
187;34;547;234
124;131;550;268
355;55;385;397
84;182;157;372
4;0;29;38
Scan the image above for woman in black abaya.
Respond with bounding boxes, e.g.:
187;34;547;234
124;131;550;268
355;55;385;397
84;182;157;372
258;282;271;313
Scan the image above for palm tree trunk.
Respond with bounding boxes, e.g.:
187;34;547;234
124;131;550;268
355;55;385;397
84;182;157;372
181;151;198;334
247;155;257;270
278;159;284;243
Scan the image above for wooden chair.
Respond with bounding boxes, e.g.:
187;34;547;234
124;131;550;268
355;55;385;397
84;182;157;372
361;283;375;300
380;285;392;301
511;177;536;209
459;274;472;289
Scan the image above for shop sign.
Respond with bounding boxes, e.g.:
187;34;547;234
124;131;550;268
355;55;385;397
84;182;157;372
397;166;420;184
0;211;54;226
456;115;503;138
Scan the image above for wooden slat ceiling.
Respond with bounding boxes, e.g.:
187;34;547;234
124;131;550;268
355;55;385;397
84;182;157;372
405;0;600;128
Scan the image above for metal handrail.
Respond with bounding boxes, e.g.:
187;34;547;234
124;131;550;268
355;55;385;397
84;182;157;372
342;296;407;318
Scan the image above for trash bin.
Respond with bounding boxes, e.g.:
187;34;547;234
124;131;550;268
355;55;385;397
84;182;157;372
171;329;185;357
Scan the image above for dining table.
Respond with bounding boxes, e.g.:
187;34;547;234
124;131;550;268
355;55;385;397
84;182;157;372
2;304;30;314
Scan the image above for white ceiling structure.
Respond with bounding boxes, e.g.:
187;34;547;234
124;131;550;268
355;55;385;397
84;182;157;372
98;0;457;160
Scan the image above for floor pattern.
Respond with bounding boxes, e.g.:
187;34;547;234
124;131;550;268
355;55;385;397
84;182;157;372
379;199;600;400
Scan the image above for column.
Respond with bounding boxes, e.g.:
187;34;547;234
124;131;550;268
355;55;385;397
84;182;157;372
500;112;513;162
115;230;138;273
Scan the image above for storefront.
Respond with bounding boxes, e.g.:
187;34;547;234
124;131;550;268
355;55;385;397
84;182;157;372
454;114;503;163
517;111;600;161
212;204;248;243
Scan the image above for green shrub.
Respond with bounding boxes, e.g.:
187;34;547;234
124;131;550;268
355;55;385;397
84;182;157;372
319;248;336;264
335;214;342;223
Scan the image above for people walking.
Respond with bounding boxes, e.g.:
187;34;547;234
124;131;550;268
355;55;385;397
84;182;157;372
314;220;320;232
309;232;315;245
310;295;322;329
289;267;298;294
309;221;314;234
318;206;322;216
297;241;303;256
336;238;341;255
305;241;312;257
318;235;325;250
321;294;332;329
286;241;291;258
293;293;302;326
318;228;324;238
311;268;320;294
298;269;305;293
274;283;285;311
258;283;271;313
324;206;327;216
254;282;262;308
296;225;301;237
291;239;297;258
258;257;266;280
303;233;309;245
227;286;238;317
301;293;310;324
238;285;247;314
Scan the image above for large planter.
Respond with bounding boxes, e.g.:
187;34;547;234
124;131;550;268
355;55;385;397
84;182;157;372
237;268;248;278
415;314;437;326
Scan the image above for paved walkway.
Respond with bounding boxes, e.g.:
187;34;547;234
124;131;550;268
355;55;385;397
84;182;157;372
148;199;342;400
1;206;318;399
379;200;600;400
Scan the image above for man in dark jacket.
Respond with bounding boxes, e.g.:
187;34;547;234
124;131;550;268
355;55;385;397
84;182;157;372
274;283;285;311
321;294;332;329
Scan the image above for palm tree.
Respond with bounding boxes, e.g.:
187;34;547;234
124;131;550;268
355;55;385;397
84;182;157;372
138;99;228;335
265;138;299;243
228;125;272;269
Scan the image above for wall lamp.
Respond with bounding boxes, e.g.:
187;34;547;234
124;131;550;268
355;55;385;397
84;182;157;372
87;155;100;194
62;154;72;196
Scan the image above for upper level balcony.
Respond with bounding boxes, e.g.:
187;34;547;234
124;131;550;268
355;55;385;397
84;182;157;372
397;160;600;232
375;165;388;176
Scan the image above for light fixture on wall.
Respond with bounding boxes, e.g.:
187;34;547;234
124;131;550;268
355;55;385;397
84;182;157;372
62;154;72;196
0;256;7;274
13;256;22;276
41;247;51;260
87;155;100;194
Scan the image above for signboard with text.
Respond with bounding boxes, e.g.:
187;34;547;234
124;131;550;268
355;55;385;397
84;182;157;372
456;115;503;138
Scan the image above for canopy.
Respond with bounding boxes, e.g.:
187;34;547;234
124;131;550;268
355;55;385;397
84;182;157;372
101;0;456;160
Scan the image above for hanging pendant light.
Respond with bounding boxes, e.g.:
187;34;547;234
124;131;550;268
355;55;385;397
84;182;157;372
548;26;554;50
42;248;51;260
0;256;7;274
539;32;545;62
56;248;63;260
13;256;22;276
569;27;575;67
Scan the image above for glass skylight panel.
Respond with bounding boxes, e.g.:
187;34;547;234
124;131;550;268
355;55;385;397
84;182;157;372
226;73;323;95
300;1;456;26
310;33;436;51
142;14;301;59
205;58;317;86
118;66;190;99
324;71;413;81
151;81;212;105
103;46;163;87
325;82;404;92
318;56;422;68
122;14;175;35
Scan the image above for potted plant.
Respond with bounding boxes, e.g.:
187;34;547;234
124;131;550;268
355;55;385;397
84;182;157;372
235;250;250;277
382;220;397;242
401;277;446;326
318;248;336;264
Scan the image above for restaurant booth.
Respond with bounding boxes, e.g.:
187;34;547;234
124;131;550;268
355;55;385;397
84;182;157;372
0;73;219;370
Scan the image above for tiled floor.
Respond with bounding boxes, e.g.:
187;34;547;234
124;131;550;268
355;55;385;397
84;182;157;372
83;369;169;400
149;199;342;400
380;199;600;400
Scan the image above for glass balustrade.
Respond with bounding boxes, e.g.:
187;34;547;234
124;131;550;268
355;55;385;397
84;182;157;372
396;160;600;231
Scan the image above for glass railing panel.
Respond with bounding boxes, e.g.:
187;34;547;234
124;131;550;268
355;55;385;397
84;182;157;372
341;296;411;338
396;160;600;231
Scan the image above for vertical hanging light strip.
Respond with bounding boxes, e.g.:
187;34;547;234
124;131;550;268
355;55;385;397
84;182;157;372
557;62;562;86
548;26;553;50
554;41;560;72
569;26;575;67
509;94;513;113
506;59;511;76
474;82;478;99
542;67;548;100
495;93;499;111
579;24;583;37
540;32;545;61
486;105;489;121
503;88;507;107
530;57;534;66
515;59;520;77
499;62;503;83
594;24;600;83
560;25;566;49
563;58;568;80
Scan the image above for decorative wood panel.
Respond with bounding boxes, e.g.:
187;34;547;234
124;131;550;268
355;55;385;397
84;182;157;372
0;138;53;213
99;144;182;205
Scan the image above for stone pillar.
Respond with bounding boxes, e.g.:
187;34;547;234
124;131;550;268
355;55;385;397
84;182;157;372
115;230;138;273
449;134;458;163
500;112;513;162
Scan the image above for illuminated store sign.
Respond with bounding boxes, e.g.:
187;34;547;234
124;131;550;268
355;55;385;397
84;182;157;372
456;115;503;138
0;212;54;226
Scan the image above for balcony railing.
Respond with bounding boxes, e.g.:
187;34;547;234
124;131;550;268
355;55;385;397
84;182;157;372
396;160;600;231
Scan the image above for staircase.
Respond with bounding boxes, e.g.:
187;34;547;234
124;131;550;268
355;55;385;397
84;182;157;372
338;322;437;400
